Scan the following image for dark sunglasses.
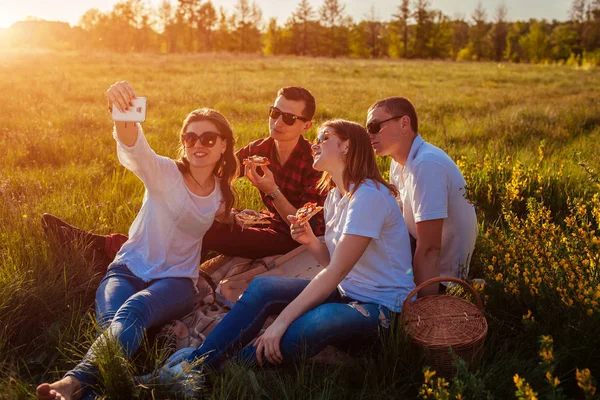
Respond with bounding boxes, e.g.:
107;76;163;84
366;115;404;134
269;106;308;126
313;130;343;145
181;131;223;148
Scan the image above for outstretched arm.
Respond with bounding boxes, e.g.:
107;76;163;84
254;233;371;365
106;81;139;146
107;81;176;194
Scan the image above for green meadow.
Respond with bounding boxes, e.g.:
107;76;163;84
0;51;599;399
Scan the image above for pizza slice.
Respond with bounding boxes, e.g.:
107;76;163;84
235;210;271;227
243;155;270;166
295;202;324;224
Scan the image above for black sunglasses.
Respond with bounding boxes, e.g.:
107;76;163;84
366;115;404;134
181;131;223;148
269;106;308;126
313;130;343;145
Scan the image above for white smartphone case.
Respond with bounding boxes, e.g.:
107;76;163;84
112;97;147;122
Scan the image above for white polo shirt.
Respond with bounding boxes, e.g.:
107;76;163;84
112;124;222;287
324;180;415;312
389;135;478;280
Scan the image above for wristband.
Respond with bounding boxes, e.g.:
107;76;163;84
267;187;281;200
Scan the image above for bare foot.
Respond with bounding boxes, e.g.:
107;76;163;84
36;376;82;400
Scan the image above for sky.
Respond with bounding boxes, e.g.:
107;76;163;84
0;0;572;29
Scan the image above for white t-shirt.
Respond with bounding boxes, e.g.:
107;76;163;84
389;135;478;280
112;124;222;287
324;179;415;312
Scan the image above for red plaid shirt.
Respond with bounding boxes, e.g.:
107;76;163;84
236;136;326;236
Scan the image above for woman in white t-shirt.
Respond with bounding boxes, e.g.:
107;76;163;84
154;119;415;391
36;81;240;400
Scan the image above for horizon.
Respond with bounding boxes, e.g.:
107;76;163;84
0;0;572;29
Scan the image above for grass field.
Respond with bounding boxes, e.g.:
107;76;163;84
0;51;599;399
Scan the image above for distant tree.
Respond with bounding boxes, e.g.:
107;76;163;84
428;10;452;59
79;8;103;32
519;21;551;63
467;0;491;60
550;23;579;60
20;0;600;59
349;7;388;58
367;6;384;58
582;0;600;50
571;0;588;23
214;6;233;52
490;3;508;61
107;0;144;52
9;20;74;50
264;17;287;55
319;0;346;57
157;0;177;52
505;21;528;62
392;0;411;58
196;1;218;51
291;0;316;55
412;0;432;58
231;0;262;53
451;16;470;58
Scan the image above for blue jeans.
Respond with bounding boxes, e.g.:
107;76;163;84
66;264;195;388
187;276;391;368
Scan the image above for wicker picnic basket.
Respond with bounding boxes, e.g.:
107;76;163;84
401;276;488;377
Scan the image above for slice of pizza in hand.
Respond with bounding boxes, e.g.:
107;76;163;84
243;155;270;166
295;202;324;224
235;210;271;226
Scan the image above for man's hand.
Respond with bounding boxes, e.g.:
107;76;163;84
245;162;278;194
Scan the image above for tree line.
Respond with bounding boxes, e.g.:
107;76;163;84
2;0;600;65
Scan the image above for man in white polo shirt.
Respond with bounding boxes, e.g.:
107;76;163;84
366;97;478;297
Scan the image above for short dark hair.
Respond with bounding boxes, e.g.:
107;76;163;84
277;86;316;121
368;97;418;133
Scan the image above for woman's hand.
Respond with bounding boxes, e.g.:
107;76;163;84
254;319;289;366
106;81;136;113
288;215;317;246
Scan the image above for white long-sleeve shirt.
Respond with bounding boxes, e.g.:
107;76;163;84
111;124;221;286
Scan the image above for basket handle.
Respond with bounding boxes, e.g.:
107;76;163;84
402;276;484;312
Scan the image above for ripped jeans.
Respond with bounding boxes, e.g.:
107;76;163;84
187;276;391;368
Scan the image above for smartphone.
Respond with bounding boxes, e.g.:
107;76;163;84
112;97;147;123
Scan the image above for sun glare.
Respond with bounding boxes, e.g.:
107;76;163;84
0;11;19;29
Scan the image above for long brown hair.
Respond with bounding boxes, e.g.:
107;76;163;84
176;108;239;218
316;119;398;198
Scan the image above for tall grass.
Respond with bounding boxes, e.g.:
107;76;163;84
0;51;599;398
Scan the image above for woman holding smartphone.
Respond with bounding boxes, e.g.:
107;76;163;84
151;119;415;394
36;81;239;400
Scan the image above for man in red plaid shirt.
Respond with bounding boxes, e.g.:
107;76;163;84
42;86;325;264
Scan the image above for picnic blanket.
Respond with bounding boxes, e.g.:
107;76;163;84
161;244;353;365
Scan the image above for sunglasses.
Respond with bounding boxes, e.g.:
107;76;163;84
313;130;343;145
366;115;404;134
269;106;308;126
181;131;223;148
